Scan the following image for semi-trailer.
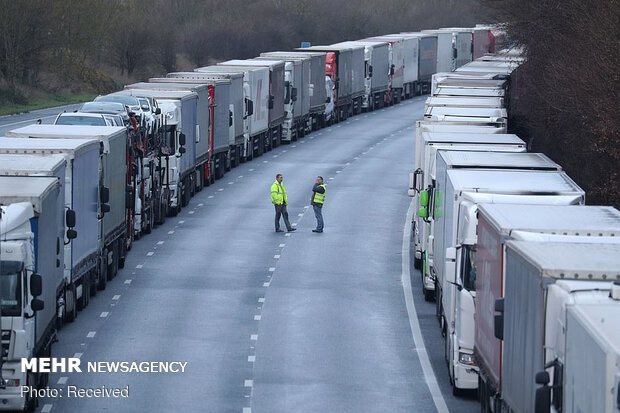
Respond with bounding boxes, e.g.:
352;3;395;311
425;96;505;109
329;42;365;114
424;106;508;127
471;205;620;412
378;34;421;98
363;36;405;104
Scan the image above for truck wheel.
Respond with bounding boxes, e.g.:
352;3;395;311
66;285;77;322
424;286;434;302
435;279;442;317
98;261;107;291
414;255;421;270
77;274;89;310
119;238;126;268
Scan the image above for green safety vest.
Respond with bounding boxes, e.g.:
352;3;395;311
313;184;326;205
271;181;287;205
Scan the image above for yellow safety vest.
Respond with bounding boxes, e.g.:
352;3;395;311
313;184;326;205
271;181;287;205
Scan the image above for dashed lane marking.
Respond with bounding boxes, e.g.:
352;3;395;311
244;380;253;387
208;196;214;199
278;243;285;247
100;312;108;318
57;377;68;385
157;241;164;245
112;295;120;300
41;404;53;413
250;334;258;341
136;264;143;269
87;331;96;338
263;282;270;287
269;267;275;272
274;255;280;259
74;352;83;359
147;252;154;256
248;356;256;362
168;230;175;234
253;315;261;321
258;298;265;303
124;279;132;285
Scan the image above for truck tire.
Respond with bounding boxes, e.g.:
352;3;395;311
77;273;89;310
98;259;107;291
414;255;421;270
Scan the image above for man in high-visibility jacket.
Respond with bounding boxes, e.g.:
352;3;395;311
271;174;296;233
311;176;326;233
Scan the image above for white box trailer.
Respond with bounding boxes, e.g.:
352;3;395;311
195;65;269;159
163;71;246;168
424;106;508;127
434;86;505;98
402;32;438;94
380;34;421;98
456;60;519;76
220;59;285;149
473;204;620;413
425;96;505;108
432;71;505;95
117;89;197;213
0;137;100;316
259;51;326;125
330;41;389;111
364;36;405;104
500;242;620;413
427;170;585;391
7;125;130;282
0;181;64;410
330;42;367;114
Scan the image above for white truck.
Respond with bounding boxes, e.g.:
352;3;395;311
472;205;620;413
0;138;101;320
425;96;505;109
498;241;620;413
428;169;585;393
378;34;420;98
364;36;404;104
0;180;66;411
431;72;506;95
424;106;508;127
432;78;507;98
422;29;472;72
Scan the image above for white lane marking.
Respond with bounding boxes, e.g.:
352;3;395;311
303;206;309;209
168;230;175;234
238;176;244;178
87;331;96;338
218;188;224;191
147;252;154;256
328;177;334;180
57;376;68;384
401;200;449;413
188;210;195;214
100;312;109;318
248;356;256;362
179;220;185;224
273;155;278;158
244;380;253;387
136;264;143;269
262;282;270;287
336;171;341;174
208;196;214;199
282;150;287;153
124;279;132;285
198;203;204;206
309;136;314;139
228;182;234;184
258;298;265;303
244;408;252;413
74;352;83;359
112;295;120;300
263;160;268;163
292;145;296;148
279;244;285;247
249;168;254;171
41;404;53;413
254;315;262;321
354;156;359;160
285;233;291;237
250;334;258;341
274;255;280;259
157;241;164;245
298;213;303;217
269;267;275;272
291;222;297;226
300;141;305;144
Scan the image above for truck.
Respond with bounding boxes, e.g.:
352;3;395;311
432;78;507;99
116;89;196;215
364;36;405;104
424;106;508;127
295;45;354;122
440;27;496;60
427;169;585;392
163;71;246;167
330;41;389;111
378;34;421;98
402;33;438;94
329;43;365;114
0;137;101;321
259;51;327;130
425;96;505;109
536;280;620;413
195;65;268;159
471;204;620;412
255;56;309;142
0;181;65;411
410;130;527;294
498;241;620;413
456;60;519;76
219;59;285;150
6;125;130;286
431;72;507;95
423;29;473;70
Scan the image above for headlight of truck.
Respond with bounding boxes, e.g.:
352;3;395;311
458;352;476;366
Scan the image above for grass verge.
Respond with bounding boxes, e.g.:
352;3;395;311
0;93;97;116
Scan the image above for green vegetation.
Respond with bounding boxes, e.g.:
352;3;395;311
0;93;96;116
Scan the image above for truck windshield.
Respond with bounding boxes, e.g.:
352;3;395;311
0;262;22;316
461;245;476;291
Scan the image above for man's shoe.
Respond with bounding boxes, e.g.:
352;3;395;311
275;229;284;233
312;229;323;233
288;228;297;232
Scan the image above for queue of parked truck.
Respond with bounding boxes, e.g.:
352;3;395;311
408;30;620;413
0;22;616;413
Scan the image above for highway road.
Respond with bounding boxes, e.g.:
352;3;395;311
0;103;82;136
32;97;479;413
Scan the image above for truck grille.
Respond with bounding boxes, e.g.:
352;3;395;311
1;330;10;359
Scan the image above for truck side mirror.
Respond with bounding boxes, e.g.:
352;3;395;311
534;372;551;413
390;64;395;76
369;65;373;77
66;209;76;228
30;298;44;313
291;87;297;102
179;132;186;146
326;97;331;103
30;273;42;297
229;110;233;127
284;81;291;104
453;48;458;59
66;229;77;240
246;99;254;116
494;298;504;340
100;186;110;204
269;95;274;110
155;107;161;115
445;247;457;285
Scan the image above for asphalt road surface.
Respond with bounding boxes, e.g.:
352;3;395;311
34;97;479;413
0;103;82;136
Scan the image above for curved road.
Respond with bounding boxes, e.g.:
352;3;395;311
33;97;478;413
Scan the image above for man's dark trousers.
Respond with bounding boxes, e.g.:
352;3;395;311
275;204;293;231
313;205;323;231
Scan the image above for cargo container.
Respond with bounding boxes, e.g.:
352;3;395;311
0;137;101;317
295;45;354;122
219;59;285;149
364;36;405;104
259;51;326;129
424;106;508;127
195;65;269;159
401;33;438;94
499;242;620;413
330;42;365;114
432;72;506;95
456;60;518;76
423;29;473;70
163;71;246;168
379;34;421;98
0;182;64;410
425;96;504;109
7;125;131;284
472;205;620;413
